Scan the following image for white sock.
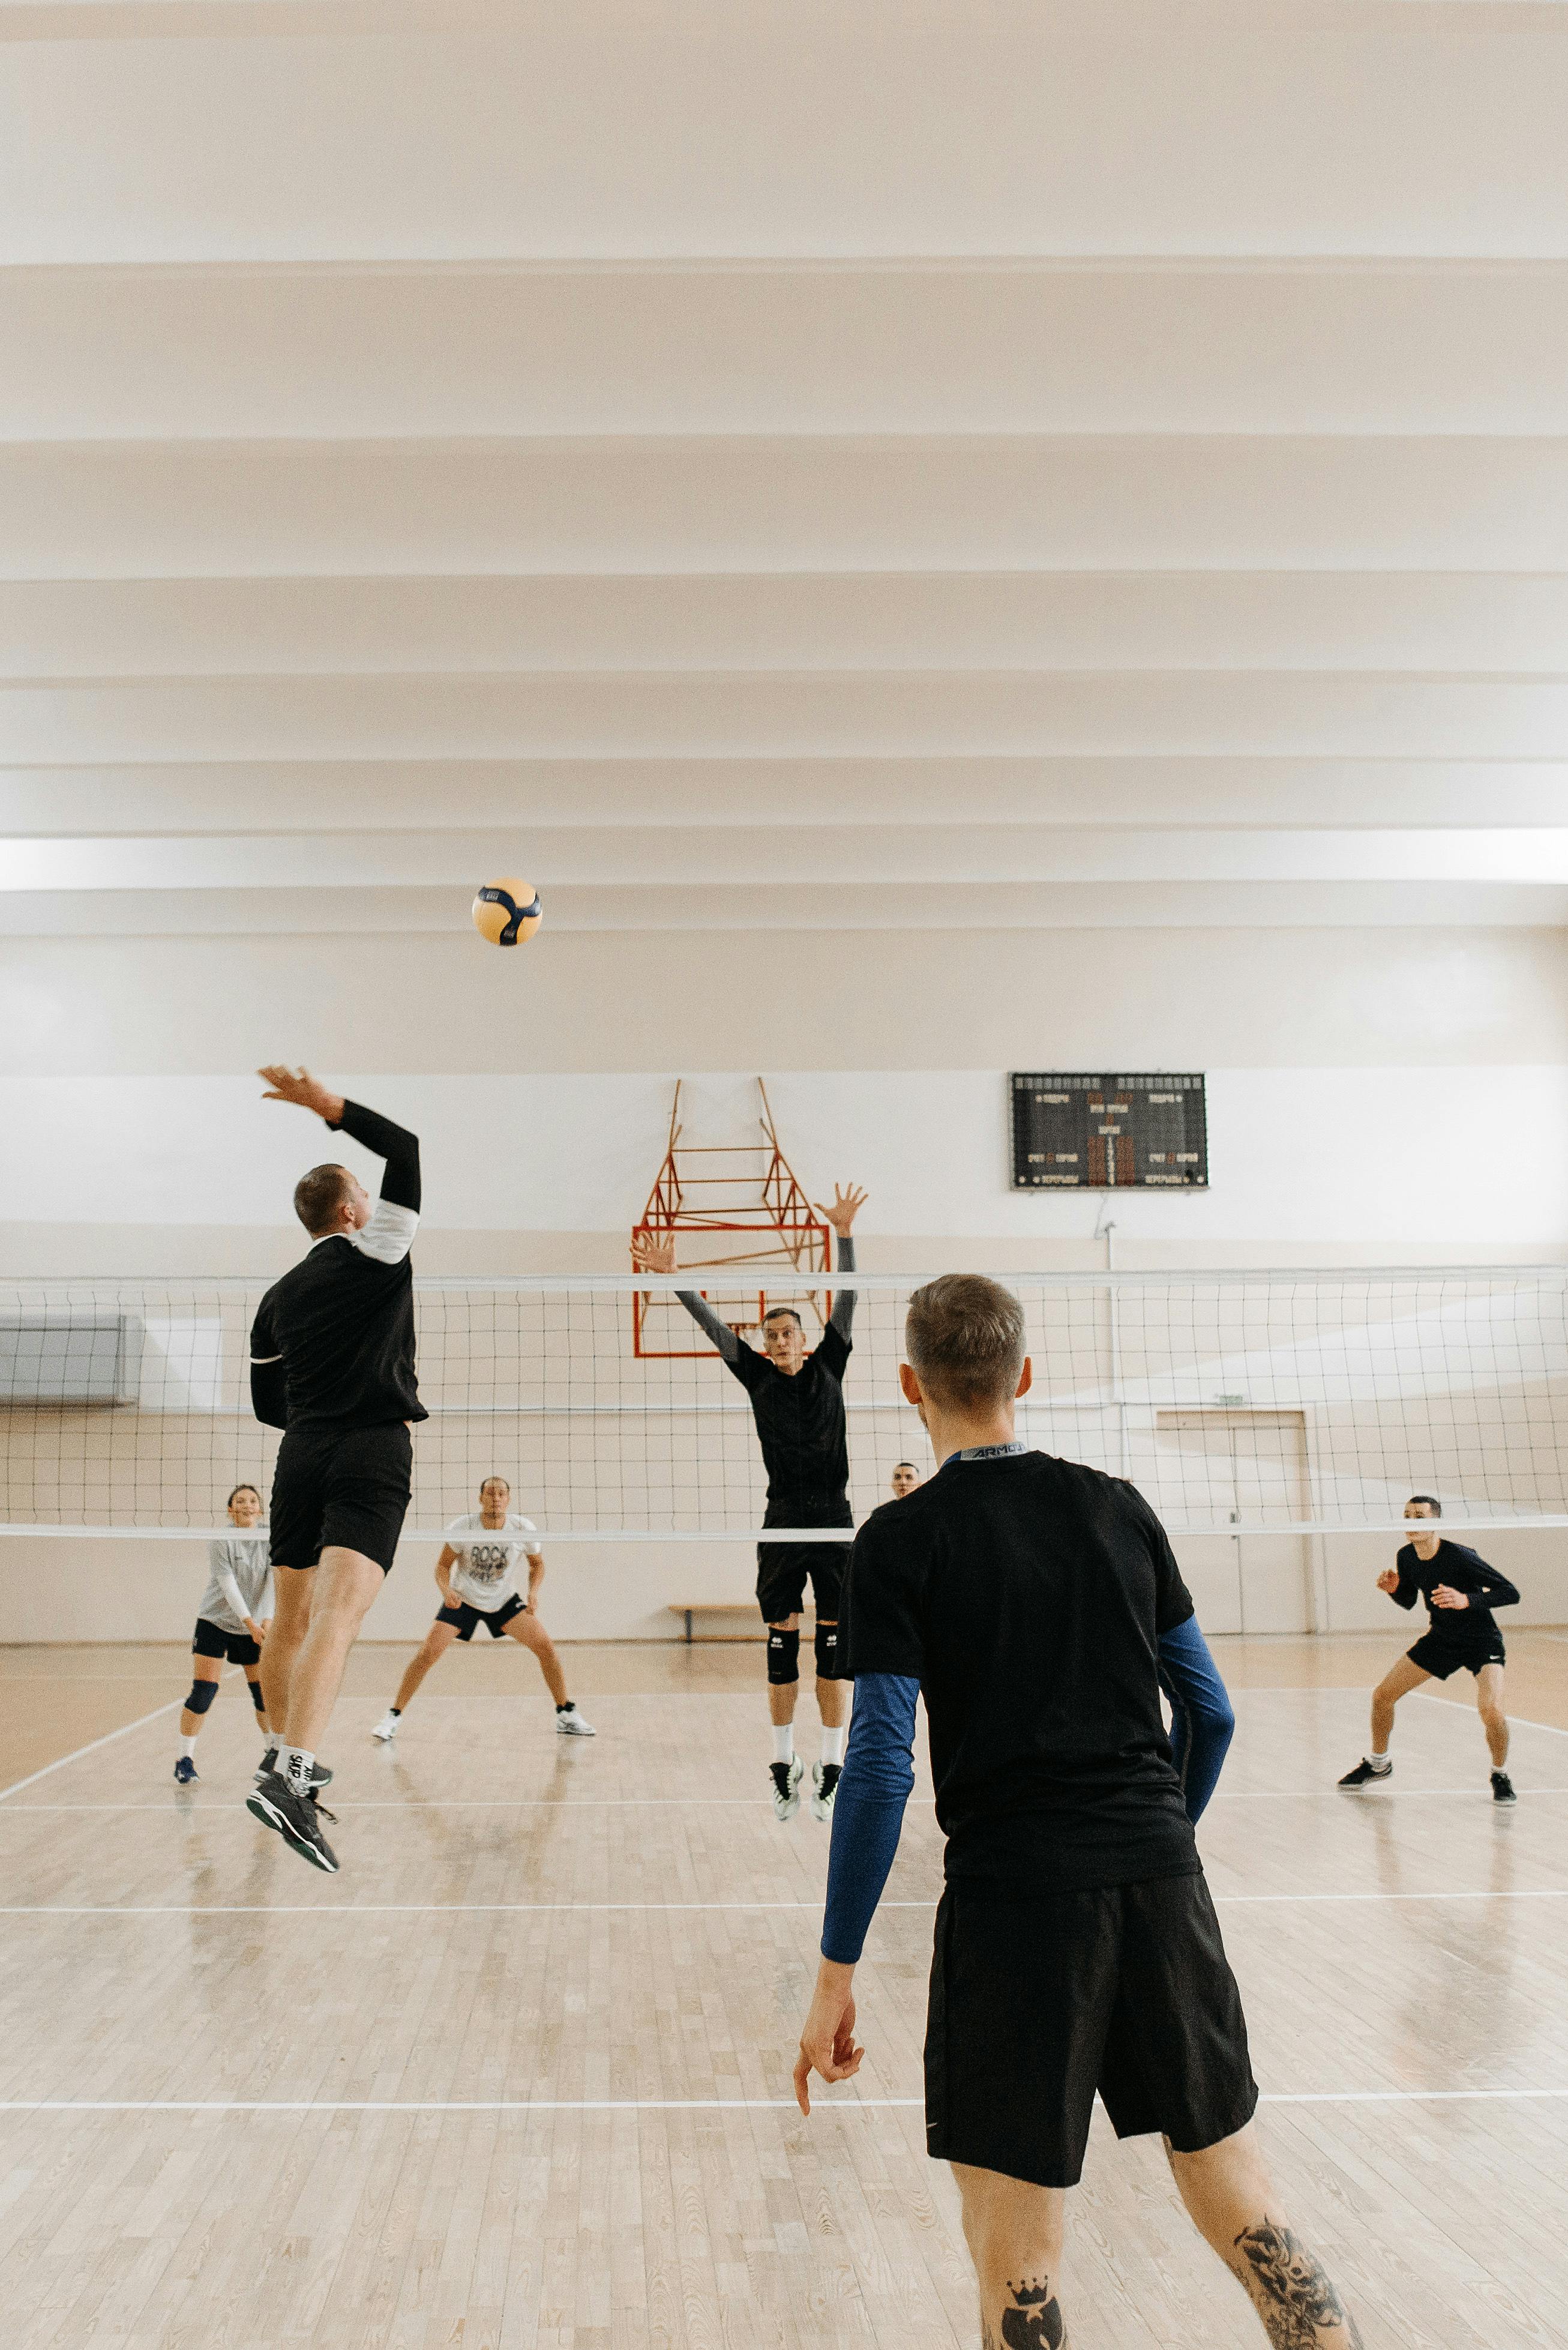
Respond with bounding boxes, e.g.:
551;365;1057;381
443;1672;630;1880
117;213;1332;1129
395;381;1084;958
278;1744;315;1788
820;1726;846;1768
178;1734;197;1761
1366;1752;1391;1770
773;1725;795;1767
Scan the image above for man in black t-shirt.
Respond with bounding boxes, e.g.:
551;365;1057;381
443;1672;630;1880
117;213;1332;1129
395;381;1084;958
243;1066;426;1872
634;1182;866;1822
793;1274;1364;2350
1338;1494;1519;1801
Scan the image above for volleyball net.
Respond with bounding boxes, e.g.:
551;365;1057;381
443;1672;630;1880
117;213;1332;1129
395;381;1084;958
2;1270;1566;1543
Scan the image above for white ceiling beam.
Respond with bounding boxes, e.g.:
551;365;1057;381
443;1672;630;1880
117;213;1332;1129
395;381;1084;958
4;8;1566;265
8;437;1567;578
7;262;1568;440
2;878;1564;938
7;673;1568;763
8;573;1568;680
4;827;1566;893
6;761;1567;836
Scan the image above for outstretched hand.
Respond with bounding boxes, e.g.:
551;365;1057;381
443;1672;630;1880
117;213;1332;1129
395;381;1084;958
793;1959;864;2115
631;1233;677;1276
257;1066;345;1124
817;1184;868;1239
1375;1568;1401;1595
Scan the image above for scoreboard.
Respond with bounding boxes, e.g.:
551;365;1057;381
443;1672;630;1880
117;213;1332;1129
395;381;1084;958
1009;1073;1208;1190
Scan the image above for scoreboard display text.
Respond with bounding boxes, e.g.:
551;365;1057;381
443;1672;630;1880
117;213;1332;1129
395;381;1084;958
1009;1073;1208;1190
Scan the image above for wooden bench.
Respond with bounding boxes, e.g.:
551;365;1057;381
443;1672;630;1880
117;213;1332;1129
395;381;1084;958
667;1603;816;1645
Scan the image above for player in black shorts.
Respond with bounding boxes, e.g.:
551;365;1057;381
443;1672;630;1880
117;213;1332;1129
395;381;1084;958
1338;1493;1519;1801
795;1276;1364;2350
635;1183;867;1823
243;1066;425;1871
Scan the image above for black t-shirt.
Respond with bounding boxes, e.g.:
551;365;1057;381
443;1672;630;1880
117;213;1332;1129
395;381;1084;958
844;1449;1200;1888
1393;1540;1520;1642
249;1100;426;1435
724;1323;851;1507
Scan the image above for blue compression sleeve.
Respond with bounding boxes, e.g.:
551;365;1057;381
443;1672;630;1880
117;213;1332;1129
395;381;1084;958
1158;1615;1235;1824
820;1672;918;1965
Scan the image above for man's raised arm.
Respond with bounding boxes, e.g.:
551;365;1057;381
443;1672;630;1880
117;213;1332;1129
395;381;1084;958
258;1066;420;1263
817;1186;868;1340
631;1234;743;1363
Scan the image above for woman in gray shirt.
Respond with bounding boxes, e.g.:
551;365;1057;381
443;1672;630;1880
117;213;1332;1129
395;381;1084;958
175;1485;274;1785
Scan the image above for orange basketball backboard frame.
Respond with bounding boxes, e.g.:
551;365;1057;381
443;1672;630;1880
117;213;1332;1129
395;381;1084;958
629;1080;832;1357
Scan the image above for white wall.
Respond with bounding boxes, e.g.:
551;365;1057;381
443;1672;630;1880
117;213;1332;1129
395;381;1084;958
2;918;1565;1639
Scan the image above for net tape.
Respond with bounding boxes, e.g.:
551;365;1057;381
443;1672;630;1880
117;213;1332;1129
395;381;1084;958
2;1270;1566;1540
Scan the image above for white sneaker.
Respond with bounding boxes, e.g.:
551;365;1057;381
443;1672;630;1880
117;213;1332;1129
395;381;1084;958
811;1762;842;1821
770;1755;804;1821
556;1705;596;1737
371;1710;400;1742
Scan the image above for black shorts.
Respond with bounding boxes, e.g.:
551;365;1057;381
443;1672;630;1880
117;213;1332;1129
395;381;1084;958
269;1421;412;1574
756;1496;852;1645
1408;1630;1505;1680
925;1870;1258;2190
192;1616;261;1668
436;1592;528;1642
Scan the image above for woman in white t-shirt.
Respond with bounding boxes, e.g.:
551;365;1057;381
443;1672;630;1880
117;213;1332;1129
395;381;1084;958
174;1483;274;1785
371;1475;594;1740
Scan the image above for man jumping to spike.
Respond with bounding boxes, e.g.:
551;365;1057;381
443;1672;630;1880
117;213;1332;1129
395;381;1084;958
245;1067;425;1872
634;1184;867;1822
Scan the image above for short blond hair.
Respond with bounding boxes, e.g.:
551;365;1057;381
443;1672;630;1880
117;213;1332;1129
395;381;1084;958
905;1274;1026;1412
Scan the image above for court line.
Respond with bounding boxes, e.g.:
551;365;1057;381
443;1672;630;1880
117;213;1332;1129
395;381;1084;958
0;2088;1562;2115
2;1787;1566;1816
0;1672;240;1804
3;1890;1565;1917
1413;1693;1568;1741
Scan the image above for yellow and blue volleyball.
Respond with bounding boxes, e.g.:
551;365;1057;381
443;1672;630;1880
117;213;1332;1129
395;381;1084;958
472;878;542;947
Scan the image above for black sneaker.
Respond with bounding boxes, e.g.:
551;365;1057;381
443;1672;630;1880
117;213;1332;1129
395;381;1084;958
246;1770;340;1872
1491;1771;1518;1804
1337;1758;1393;1788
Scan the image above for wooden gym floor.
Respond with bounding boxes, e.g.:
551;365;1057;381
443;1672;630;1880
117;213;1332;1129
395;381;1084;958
0;1631;1565;2348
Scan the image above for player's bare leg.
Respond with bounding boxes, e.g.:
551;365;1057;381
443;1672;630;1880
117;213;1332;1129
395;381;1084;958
1167;2124;1362;2345
1476;1660;1515;1799
243;1667;271;1736
768;1610;805;1819
179;1654;223;1744
280;1546;385;1756
260;1561;313;1734
388;1619;460;1717
503;1608;570;1707
950;2162;1070;2349
1340;1652;1430;1786
811;1620;849;1819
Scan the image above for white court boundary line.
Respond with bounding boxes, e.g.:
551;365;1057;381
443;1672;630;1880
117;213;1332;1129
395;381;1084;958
0;1671;240;1804
3;1889;1566;1918
3;1786;1566;1814
0;2088;1563;2116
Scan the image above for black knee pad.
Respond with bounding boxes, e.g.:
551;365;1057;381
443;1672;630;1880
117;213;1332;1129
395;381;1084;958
248;1677;267;1711
814;1621;844;1680
184;1679;219;1716
766;1625;801;1686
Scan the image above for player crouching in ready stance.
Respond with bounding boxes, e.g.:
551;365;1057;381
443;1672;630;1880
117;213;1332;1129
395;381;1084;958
794;1274;1364;2349
371;1475;593;1741
1338;1493;1518;1801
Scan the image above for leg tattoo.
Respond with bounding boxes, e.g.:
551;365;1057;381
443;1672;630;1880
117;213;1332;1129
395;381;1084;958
1233;2222;1362;2348
985;2276;1067;2350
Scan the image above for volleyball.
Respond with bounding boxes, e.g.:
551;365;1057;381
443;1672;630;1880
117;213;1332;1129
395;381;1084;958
471;878;542;947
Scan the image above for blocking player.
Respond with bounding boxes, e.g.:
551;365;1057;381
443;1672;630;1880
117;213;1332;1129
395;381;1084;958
889;1461;922;1498
371;1475;595;1741
245;1067;424;1872
175;1483;274;1785
1338;1494;1519;1801
795;1276;1362;2349
634;1183;867;1824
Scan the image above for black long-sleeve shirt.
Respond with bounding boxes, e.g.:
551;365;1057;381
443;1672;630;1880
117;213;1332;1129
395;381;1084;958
1392;1539;1520;1642
249;1099;425;1433
675;1237;856;1508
